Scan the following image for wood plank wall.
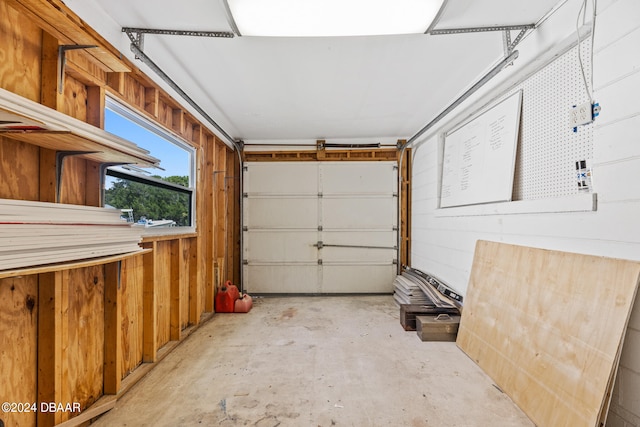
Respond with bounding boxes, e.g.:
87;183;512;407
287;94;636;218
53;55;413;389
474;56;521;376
0;0;239;425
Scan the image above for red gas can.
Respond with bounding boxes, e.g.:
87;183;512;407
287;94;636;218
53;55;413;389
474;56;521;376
234;294;253;313
215;281;240;313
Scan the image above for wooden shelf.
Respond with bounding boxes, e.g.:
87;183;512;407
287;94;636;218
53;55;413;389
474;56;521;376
0;87;159;166
0;249;151;280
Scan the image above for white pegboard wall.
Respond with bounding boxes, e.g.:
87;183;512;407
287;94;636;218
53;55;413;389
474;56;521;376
510;38;594;200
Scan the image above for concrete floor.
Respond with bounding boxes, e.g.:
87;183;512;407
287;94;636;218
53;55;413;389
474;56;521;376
94;296;533;426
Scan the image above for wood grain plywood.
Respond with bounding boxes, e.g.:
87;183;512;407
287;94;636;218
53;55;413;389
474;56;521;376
0;136;40;200
62;74;88;122
0;276;37;427
62;266;104;421
0;1;41;101
120;255;144;378
457;240;640;427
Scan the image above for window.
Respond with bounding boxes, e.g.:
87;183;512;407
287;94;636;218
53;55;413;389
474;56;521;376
104;98;196;228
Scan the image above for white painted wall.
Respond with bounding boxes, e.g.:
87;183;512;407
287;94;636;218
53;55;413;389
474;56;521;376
409;0;640;425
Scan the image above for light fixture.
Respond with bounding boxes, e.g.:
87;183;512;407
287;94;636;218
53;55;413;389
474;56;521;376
223;0;446;37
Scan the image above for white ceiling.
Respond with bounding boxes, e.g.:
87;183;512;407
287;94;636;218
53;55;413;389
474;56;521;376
64;0;562;144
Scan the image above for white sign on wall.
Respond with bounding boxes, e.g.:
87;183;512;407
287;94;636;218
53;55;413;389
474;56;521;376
440;90;522;208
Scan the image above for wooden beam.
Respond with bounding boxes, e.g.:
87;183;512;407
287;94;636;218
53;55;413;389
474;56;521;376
65;50;108;88
142;242;157;362
40;31;63;111
103;261;121;394
243;148;399;162
54;395;116;427
170;239;183;341
5;0;130;73
37;270;65;426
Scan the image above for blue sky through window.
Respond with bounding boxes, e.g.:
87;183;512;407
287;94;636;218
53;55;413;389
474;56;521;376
105;109;190;179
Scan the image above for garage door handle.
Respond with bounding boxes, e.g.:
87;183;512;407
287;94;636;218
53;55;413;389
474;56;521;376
312;241;396;250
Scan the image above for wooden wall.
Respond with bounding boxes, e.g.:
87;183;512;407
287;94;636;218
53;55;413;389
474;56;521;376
0;0;239;425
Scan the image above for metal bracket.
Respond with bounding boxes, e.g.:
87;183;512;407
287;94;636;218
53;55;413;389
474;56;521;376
243;260;248;265
242;226;248;232
317;225;323;231
318;259;323;265
56;151;99;202
313;241;324;249
99;162;128;207
503;28;528;56
58;45;97;94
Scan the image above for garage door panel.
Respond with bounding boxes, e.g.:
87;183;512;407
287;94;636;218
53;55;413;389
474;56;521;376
245;198;318;228
246;162;318;194
321;247;395;263
245;231;317;262
321;162;396;194
244;161;397;294
322;198;396;229
321;264;396;293
245;265;319;294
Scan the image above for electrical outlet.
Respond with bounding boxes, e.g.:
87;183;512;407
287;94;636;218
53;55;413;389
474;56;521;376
569;101;593;127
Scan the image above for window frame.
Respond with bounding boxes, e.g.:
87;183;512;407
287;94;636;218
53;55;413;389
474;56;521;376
103;97;197;229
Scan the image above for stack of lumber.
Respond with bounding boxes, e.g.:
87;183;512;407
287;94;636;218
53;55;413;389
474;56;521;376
393;274;431;305
400;267;461;308
0;198;144;271
457;240;640;427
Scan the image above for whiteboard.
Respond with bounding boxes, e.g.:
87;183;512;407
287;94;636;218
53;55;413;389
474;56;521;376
440;91;522;208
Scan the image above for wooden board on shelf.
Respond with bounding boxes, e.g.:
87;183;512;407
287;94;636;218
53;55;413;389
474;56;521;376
0;88;159;167
457;240;640;427
0;198;145;273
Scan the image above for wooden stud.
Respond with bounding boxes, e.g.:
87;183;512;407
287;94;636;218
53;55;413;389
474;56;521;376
37;270;65;427
40;31;63;111
204;135;216;312
103;261;121;394
142;242;157;362
39;147;57;203
84;159;101;207
86;85;105;129
170;239;183;341
144;87;159;118
171;108;184;135
107;72;126;96
188;237;200;325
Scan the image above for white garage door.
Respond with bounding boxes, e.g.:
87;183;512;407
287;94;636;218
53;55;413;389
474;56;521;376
243;161;398;294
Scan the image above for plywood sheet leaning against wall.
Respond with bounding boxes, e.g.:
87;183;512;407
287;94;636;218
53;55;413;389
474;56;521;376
456;240;640;427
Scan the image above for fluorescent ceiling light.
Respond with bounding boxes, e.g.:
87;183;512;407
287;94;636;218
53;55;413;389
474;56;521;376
224;0;445;37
